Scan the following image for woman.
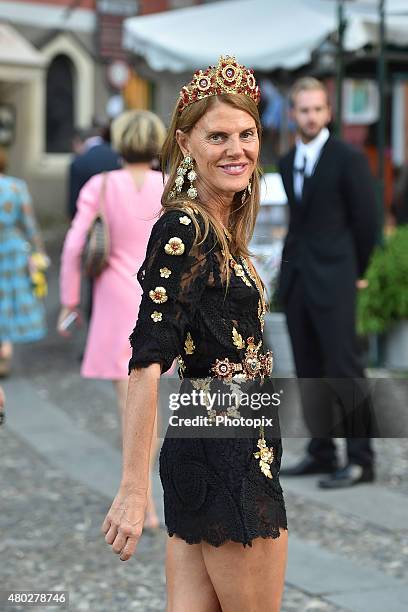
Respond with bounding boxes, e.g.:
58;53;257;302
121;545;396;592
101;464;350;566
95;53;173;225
102;57;288;611
58;110;166;529
0;148;47;377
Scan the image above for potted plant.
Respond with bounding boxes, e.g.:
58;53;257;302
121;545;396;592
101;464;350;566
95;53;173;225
357;225;408;370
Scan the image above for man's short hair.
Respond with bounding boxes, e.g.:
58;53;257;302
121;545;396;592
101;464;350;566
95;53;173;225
290;77;330;107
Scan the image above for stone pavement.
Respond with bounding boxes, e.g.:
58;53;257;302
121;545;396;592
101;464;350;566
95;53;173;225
1;238;407;611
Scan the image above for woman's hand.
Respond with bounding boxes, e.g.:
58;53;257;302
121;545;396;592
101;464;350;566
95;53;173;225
102;487;147;561
57;306;81;337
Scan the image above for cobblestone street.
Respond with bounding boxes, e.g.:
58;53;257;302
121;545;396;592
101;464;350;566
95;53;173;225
1;238;408;611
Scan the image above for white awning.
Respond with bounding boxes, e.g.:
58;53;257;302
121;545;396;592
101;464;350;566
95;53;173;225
0;22;45;69
123;0;408;73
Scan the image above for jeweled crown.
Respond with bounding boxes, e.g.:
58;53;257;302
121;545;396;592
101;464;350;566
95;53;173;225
178;55;260;113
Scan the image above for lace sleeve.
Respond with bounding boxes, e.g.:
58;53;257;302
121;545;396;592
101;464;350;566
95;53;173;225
128;209;212;374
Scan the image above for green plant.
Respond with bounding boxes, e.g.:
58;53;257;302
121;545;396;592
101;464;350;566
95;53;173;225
357;225;408;335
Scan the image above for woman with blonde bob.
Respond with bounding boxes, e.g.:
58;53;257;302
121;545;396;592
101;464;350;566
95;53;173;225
102;57;288;611
59;110;166;528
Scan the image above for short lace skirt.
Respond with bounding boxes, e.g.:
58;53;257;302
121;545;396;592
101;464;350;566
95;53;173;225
158;376;287;548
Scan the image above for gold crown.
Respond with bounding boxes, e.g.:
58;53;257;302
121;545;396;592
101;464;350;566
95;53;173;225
178;55;260;113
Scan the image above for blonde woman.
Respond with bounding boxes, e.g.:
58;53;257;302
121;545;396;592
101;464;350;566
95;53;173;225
59;110;166;529
103;58;288;611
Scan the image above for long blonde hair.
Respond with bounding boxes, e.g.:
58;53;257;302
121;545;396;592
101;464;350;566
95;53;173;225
161;93;263;286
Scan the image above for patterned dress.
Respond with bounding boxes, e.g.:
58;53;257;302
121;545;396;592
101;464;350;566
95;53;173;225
0;175;46;343
129;206;287;548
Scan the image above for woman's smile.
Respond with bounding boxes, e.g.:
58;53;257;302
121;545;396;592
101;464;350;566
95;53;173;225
218;162;249;175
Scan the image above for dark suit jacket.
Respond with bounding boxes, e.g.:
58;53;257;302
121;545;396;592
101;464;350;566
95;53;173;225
67;143;121;219
278;136;378;308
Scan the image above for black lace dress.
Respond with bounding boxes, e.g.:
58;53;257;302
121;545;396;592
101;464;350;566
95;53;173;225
129;208;287;547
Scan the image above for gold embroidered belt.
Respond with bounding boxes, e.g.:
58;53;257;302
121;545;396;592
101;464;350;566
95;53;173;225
211;351;273;382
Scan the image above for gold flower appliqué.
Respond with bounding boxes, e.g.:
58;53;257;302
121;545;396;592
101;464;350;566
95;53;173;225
164;237;185;256
232;326;245;350
254;437;274;479
160;267;172;278
184;332;195;355
179;215;191;225
230;258;252;287
149;286;168;304
151;311;162;323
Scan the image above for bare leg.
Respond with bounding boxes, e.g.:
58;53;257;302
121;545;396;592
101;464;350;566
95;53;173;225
201;531;288;612
112;378;160;529
166;536;221;612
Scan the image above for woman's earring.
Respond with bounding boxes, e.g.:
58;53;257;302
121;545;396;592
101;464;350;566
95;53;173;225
186;157;197;199
170;155;197;199
241;177;252;203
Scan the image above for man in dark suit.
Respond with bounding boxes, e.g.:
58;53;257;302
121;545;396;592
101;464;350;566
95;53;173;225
278;77;378;488
67;126;121;219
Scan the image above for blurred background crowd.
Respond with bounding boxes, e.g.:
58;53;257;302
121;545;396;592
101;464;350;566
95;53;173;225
1;0;407;376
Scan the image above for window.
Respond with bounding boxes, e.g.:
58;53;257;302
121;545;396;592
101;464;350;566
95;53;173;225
46;54;75;153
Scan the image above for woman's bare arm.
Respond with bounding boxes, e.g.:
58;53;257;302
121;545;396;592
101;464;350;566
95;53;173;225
121;364;161;490
102;363;161;561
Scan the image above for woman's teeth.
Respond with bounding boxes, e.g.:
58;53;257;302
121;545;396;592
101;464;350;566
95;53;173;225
221;164;246;174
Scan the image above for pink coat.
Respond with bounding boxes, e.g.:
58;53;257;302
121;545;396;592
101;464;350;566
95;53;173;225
60;169;163;379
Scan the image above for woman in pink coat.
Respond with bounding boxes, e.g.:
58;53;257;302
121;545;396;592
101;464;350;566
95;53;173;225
58;110;166;527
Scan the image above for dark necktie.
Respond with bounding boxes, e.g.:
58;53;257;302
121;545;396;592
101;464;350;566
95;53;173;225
294;155;308;203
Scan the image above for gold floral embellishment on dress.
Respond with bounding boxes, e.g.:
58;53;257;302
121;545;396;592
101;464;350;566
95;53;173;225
192;377;216;423
149;286;168;304
177;355;186;378
258;299;265;332
179;215;191;225
242;257;267;328
151;311;162;323
184;332;195;355
160;267;172;278
254;436;274;479
164;237;185;256
232;326;245;350
229;257;252;287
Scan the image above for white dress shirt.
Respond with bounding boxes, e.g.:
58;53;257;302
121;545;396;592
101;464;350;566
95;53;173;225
293;127;330;199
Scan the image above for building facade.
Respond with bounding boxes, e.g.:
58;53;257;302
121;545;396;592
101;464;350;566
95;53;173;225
0;0;204;219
